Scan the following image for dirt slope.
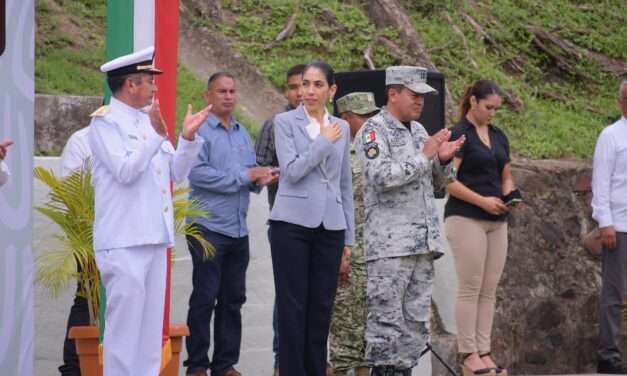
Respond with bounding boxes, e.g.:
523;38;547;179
178;1;287;126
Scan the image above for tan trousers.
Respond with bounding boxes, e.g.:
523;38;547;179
444;216;508;353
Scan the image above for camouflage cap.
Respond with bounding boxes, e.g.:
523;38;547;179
385;66;438;95
337;92;380;115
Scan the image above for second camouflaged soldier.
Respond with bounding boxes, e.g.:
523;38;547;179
330;92;380;376
355;66;465;375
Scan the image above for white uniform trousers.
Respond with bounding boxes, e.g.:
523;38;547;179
95;244;167;376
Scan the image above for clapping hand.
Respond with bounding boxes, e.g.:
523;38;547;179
182;104;213;141
0;140;13;160
422;129;451;160
438;135;465;163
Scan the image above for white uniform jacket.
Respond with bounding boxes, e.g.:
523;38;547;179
61;126;91;177
88;97;204;251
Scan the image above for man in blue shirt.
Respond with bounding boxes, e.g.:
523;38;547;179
184;72;277;376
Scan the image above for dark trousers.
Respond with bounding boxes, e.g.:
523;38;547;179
598;231;627;361
184;225;250;375
268;225;280;369
59;268;90;375
270;220;344;376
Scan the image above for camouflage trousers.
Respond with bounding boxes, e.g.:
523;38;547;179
365;253;434;369
329;247;369;372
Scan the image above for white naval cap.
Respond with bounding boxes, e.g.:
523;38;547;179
99;46;163;77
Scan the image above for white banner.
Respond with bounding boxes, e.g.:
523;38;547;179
0;0;35;375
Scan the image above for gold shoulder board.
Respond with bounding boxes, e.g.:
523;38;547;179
90;105;110;117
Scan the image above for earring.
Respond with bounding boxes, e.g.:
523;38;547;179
329;98;333;103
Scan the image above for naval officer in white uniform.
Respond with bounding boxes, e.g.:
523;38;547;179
88;46;212;376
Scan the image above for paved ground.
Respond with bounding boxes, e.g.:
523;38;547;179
33;156;464;376
32;157;614;376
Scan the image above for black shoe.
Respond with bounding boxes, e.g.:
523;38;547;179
371;366;392;376
370;366;411;376
598;358;627;374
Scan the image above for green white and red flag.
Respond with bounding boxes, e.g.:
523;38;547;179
362;130;376;144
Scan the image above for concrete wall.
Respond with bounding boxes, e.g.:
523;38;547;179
34;94;102;155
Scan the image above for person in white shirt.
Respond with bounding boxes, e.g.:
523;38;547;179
0;139;13;187
58;126;92;376
591;78;627;375
61;127;91;178
88;46;211;376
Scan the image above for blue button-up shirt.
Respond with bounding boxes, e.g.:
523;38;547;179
188;113;260;238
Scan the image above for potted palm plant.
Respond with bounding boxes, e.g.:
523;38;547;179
34;164;213;376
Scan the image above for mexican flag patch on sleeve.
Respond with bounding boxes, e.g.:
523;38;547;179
362;130;376;144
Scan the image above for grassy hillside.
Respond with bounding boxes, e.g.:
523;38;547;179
36;0;626;158
35;0;253;142
208;0;625;159
401;0;625;158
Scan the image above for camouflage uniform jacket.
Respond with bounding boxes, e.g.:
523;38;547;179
350;143;365;265
355;106;456;262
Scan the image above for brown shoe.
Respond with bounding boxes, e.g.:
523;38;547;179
188;371;208;376
273;368;279;376
222;369;242;376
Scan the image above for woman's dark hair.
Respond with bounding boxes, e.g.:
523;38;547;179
303;61;335;86
458;79;503;119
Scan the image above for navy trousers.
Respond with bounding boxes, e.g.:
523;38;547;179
184;225;250;375
270;220;344;376
268;226;280;369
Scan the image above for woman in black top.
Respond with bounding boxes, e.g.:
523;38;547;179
444;80;518;376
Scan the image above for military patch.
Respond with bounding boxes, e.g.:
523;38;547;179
365;144;379;159
90;105;110;117
362;130;376;144
390;129;407;146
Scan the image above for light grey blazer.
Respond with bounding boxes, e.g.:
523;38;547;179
269;104;355;246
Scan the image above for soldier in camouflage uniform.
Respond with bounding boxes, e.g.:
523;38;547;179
354;66;465;376
330;92;381;376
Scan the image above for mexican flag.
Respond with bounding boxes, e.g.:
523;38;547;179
362;130;376;144
98;0;180;372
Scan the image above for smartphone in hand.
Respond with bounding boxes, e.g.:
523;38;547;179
502;189;522;207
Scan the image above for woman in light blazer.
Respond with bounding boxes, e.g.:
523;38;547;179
269;61;355;376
